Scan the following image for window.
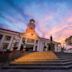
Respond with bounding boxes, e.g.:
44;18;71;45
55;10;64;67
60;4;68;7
35;46;37;51
36;40;38;43
2;43;9;49
5;35;11;41
14;42;18;47
13;42;18;50
27;39;34;43
23;38;25;41
23;38;25;43
0;34;3;40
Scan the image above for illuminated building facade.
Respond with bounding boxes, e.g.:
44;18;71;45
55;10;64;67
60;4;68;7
0;28;20;51
0;19;61;52
65;36;72;45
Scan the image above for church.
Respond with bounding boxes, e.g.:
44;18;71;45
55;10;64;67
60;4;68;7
0;19;61;52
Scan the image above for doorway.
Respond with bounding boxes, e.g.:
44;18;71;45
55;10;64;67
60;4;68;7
25;44;34;52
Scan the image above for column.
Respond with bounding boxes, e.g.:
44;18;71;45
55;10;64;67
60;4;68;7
17;38;22;50
54;45;58;52
0;35;5;51
7;36;14;51
33;40;35;51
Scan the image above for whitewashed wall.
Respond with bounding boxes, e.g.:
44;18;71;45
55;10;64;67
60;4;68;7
0;29;20;51
54;44;62;52
37;40;44;52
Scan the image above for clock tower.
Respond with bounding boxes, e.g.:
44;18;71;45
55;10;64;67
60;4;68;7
22;19;38;39
28;19;35;29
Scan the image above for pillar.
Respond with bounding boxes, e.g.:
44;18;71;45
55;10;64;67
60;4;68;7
17;38;22;50
0;35;5;51
7;36;13;50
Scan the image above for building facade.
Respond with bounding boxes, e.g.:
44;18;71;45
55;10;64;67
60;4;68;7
0;19;61;52
64;36;72;53
65;36;72;45
0;28;21;51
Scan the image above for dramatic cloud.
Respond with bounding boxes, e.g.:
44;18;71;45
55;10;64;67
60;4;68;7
0;0;72;43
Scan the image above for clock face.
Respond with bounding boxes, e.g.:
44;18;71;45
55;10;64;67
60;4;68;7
30;21;34;23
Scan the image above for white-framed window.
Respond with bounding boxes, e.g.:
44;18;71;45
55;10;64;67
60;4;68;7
27;38;34;43
4;35;11;41
2;43;9;50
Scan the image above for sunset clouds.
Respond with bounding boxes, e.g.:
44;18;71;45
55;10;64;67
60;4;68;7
0;0;72;43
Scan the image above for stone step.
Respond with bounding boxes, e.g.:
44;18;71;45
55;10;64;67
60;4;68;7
10;61;72;65
1;59;72;69
11;59;72;64
2;64;72;69
1;63;72;69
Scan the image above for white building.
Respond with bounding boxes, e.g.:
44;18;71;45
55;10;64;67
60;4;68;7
64;36;72;53
0;19;61;52
0;28;21;51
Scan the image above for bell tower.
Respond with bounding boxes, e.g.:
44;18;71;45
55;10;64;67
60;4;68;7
23;19;38;39
28;19;35;29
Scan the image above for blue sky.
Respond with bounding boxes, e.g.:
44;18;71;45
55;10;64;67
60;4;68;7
0;0;72;43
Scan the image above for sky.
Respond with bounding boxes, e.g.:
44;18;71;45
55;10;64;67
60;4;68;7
0;0;72;43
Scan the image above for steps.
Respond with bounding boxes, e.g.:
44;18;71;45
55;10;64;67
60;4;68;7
1;59;72;69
